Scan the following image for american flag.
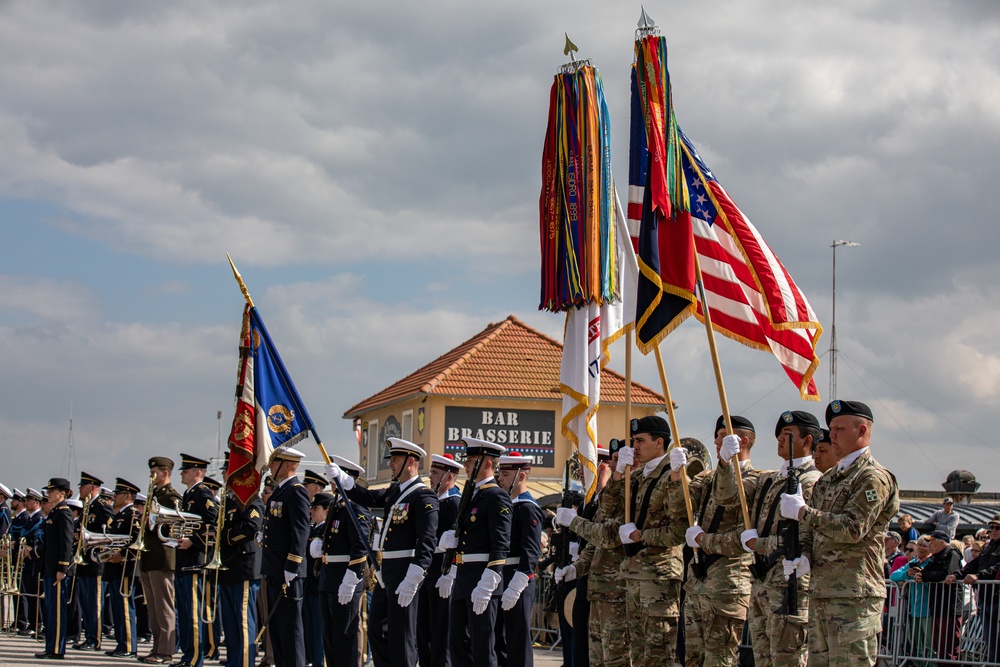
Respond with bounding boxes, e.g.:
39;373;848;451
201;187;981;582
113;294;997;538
630;85;823;401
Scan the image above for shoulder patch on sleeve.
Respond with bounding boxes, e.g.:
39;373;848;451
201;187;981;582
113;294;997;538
865;489;878;503
499;507;510;514
250;509;260;519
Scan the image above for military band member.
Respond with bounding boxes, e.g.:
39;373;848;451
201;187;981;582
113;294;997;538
261;447;311;667
35;477;75;660
555;444;629;667
303;492;331;667
19;487;45;637
612;416;685;667
310;457;371;667
494;452;542;667
104;478;141;658
201;477;224;662
437;438;511;667
73;471;114;652
417;453;462;667
672;415;757;667
174;454;220;667
140;456;183;665
217;481;264;667
779;400;900;667
326;438;439;667
733;411;822;667
133;493;153;645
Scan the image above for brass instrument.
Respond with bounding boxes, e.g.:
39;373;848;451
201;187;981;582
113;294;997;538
1;535;25;594
149;501;203;547
72;497;92;566
132;472;156;553
199;488;228;624
81;528;135;564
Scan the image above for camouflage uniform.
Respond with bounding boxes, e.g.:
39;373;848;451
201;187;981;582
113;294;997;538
799;449;899;666
618;456;684;667
718;459;821;667
569;476;629;667
667;460;757;667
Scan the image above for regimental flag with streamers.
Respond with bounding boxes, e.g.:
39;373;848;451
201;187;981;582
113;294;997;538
629;34;823;401
226;305;311;507
560;195;637;502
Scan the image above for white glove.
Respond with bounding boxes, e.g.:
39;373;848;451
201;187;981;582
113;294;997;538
436;567;456;599
394;563;425;608
337;569;361;605
619;523;638;545
569;542;580;561
780;486;806;520
148;512;157;530
554;564;577;584
438;530;458;550
740;529;759;553
555;507;577;527
501;571;531;611
720;435;741;463
669;448;689;471
308;538;323;559
615;447;635;473
283;570;296;586
325;463;354;491
471;569;502;615
255;531;262;546
685;525;705;548
782;556;810;579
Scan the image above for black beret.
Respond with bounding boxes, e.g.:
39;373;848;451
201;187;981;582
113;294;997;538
817;428;831;445
825;400;874;425
630;415;671;442
716;415;755;434
607;438;626;455
774;410;821;438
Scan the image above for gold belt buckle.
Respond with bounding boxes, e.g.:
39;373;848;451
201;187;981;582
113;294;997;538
455;554;464;565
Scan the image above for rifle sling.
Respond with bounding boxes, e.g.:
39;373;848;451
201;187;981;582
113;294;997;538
623;465;667;557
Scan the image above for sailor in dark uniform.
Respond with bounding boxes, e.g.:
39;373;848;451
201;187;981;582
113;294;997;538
73;471;114;652
417;453;462;667
217;479;264;667
437;438;512;667
174;454;220;667
494;452;543;667
0;482;11;537
261;447;311;667
104;478;141;657
326;438;439;667
303;492;332;667
312;456;371;667
35;478;75;659
19;487;45;637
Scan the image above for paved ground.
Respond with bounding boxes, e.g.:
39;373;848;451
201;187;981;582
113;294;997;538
0;634;566;666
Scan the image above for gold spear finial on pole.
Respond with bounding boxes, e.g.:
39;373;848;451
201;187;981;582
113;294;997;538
227;254;255;308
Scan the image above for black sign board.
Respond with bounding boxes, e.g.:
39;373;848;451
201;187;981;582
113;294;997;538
444;407;556;468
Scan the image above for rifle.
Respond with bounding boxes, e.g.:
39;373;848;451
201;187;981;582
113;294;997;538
775;441;800;615
546;460;583;612
440;453;485;576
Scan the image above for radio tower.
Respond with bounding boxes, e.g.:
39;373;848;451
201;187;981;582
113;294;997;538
64;401;79;481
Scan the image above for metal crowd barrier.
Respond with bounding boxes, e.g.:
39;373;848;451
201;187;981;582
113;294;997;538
530;572;563;650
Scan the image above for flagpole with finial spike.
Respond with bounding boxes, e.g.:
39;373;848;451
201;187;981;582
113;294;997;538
227;254;255;308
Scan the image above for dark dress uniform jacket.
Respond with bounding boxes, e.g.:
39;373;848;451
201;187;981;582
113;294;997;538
0;500;10;536
42;502;76;578
176;481;219;571
505;492;543;580
103;504;140;580
317;499;372;593
429;488;461;583
77;496;114;579
141;483;183;572
218;496;263;585
454;482;512;600
262;477;311;577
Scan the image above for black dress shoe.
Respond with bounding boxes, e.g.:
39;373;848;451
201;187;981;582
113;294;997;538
18;628;36;637
114;651;138;658
169;662;194;667
34;653;65;660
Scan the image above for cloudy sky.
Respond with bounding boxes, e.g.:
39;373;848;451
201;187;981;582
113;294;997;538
1;0;998;494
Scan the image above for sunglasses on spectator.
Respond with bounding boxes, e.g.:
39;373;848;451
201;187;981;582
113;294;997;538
990;524;1000;530
905;548;915;553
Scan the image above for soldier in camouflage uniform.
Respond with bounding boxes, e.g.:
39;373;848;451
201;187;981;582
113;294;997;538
669;415;757;667
779;400;900;667
615;416;685;667
554;443;629;667
733;410;823;667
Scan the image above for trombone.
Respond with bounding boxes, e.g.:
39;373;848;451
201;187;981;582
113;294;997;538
198;486;228;624
69;496;92;599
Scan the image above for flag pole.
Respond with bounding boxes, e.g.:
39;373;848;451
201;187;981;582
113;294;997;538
624;330;633;522
226;255;382;572
653;346;694;526
693;256;752;530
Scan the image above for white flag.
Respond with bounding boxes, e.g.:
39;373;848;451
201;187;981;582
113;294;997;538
560;194;637;501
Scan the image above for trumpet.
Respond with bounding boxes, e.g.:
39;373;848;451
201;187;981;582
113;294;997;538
150;501;203;547
81;528;135;563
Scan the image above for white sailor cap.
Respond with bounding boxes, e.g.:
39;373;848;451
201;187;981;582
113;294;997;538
0;482;11;498
66;499;83;509
430;453;462;472
330;455;365;478
100;486;114;498
136;493;147;504
498;452;532;470
12;488;25;501
462;437;506;458
384;438;426;460
25;487;43;501
270;447;306;463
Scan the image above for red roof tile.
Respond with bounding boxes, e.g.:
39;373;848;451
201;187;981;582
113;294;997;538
343;315;663;417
